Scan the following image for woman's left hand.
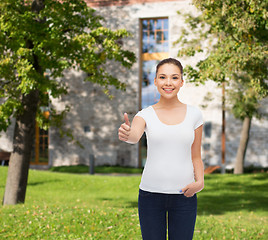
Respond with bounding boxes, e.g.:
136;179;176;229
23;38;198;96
180;181;204;197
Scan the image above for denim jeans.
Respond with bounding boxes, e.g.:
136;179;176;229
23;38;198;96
138;189;197;240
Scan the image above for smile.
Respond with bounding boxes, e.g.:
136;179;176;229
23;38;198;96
163;88;175;93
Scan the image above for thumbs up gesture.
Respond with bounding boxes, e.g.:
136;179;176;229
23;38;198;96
118;113;131;142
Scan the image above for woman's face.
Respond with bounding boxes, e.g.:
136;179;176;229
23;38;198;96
154;63;183;98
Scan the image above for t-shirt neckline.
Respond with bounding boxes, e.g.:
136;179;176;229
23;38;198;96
150;104;188;126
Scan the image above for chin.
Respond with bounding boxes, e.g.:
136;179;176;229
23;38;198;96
161;90;178;96
161;94;177;99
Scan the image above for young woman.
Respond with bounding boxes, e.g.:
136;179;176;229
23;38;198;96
118;58;204;240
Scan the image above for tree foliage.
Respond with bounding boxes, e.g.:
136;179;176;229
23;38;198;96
0;0;136;134
0;0;136;205
175;0;268;119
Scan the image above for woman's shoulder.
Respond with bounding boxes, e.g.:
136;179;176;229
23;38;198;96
187;104;202;111
135;105;153;118
138;105;153;113
187;104;203;116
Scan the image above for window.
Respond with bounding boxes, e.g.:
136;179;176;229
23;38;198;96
141;18;169;109
142;18;169;55
31;122;49;165
31;96;49;165
139;18;169;167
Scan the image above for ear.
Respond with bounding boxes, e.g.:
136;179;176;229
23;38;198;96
180;78;184;87
154;78;157;86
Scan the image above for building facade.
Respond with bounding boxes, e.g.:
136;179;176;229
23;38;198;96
0;0;267;169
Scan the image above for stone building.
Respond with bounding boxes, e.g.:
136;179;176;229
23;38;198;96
0;0;267;170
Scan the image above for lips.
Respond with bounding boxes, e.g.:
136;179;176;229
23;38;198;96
163;88;174;93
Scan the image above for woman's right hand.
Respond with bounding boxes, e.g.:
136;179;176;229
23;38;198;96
118;113;131;142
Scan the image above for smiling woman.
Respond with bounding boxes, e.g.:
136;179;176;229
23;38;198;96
118;58;204;240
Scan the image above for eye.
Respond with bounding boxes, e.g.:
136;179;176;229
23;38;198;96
159;76;165;79
173;77;179;80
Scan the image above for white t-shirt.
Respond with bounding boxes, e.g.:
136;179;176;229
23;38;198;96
135;104;203;194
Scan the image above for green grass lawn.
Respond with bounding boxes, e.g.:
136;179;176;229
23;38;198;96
0;167;267;239
49;165;143;174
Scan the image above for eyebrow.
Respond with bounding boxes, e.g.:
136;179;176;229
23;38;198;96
158;73;181;76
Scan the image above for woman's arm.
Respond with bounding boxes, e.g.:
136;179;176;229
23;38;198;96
118;114;146;144
191;125;204;188
181;125;204;197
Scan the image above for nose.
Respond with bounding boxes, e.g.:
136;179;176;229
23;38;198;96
165;77;172;85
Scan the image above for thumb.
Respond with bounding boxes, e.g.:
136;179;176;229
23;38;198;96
124;113;131;126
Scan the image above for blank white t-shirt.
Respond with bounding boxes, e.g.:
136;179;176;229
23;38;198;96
135;104;203;194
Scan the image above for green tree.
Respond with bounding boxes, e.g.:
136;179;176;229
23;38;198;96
0;0;135;205
175;0;268;173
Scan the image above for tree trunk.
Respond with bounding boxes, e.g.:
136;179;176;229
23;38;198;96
234;117;252;174
3;90;39;205
2;0;45;205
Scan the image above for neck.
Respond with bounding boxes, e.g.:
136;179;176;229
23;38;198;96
157;96;183;108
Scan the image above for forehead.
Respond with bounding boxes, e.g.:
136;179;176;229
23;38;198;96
157;63;181;75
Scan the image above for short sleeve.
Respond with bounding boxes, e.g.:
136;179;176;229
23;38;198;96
134;108;147;132
135;109;146;121
194;108;203;129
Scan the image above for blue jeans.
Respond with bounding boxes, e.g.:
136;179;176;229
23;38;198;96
138;189;197;240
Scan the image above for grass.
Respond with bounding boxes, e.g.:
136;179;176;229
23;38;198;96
49;164;268;175
49;165;143;174
0;167;267;239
